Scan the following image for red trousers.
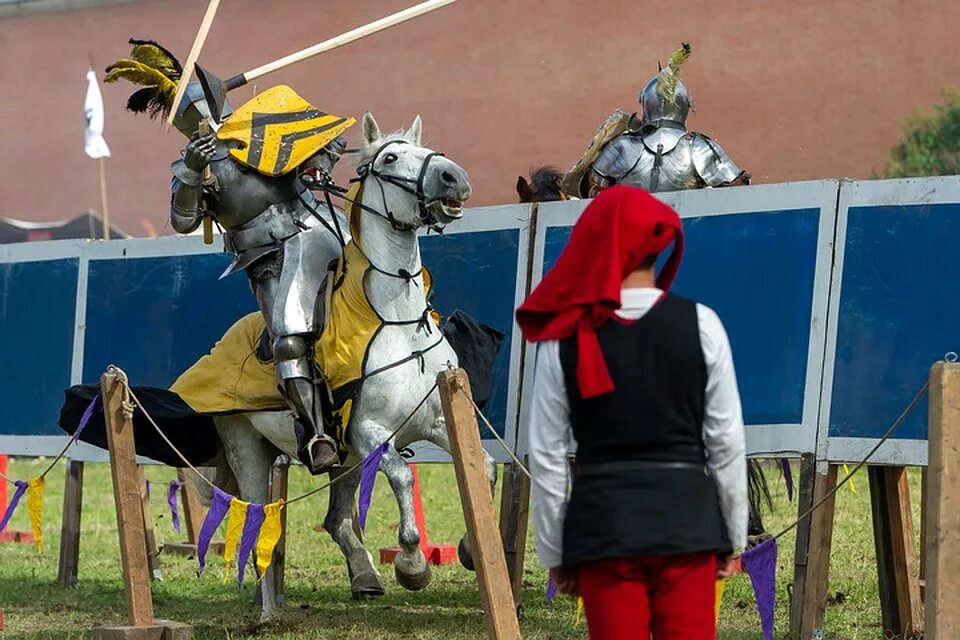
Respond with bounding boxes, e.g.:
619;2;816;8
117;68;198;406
578;553;717;640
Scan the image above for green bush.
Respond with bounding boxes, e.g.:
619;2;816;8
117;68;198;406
884;89;960;178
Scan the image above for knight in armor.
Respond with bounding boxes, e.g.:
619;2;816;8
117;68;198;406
105;40;355;474
563;44;750;198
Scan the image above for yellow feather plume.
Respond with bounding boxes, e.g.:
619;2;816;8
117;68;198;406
129;42;181;81
657;42;692;105
105;59;177;106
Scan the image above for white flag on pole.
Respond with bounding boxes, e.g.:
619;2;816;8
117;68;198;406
84;68;111;159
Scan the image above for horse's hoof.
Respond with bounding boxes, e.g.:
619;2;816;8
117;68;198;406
394;548;431;591
351;571;385;600
395;562;431;591
458;537;475;572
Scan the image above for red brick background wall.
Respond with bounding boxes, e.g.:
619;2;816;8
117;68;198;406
1;0;958;235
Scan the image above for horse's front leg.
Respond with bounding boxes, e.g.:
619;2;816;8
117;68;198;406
354;419;431;591
424;416;498;572
324;466;385;599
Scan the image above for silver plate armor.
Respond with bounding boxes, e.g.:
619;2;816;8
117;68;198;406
591;129;748;193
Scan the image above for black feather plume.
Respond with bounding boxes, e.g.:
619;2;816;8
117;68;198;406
126;87;170;119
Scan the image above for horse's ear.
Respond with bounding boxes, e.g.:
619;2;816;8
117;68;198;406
406;115;423;146
362;112;381;146
516;176;533;203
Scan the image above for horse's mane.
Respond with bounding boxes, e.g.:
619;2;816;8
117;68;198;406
355;130;412;165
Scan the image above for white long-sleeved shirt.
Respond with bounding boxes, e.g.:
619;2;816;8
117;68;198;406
528;287;748;569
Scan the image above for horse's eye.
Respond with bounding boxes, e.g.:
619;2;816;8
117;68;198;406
383;153;398;165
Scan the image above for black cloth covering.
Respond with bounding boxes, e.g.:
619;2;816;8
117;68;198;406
441;310;505;409
59;385;218;467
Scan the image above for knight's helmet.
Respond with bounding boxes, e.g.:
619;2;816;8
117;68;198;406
104;38;232;138
639;43;692;129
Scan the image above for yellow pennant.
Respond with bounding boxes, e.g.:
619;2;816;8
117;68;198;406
843;464;858;495
256;500;284;578
222;497;249;584
27;477;44;553
715;579;726;623
574;596;584;627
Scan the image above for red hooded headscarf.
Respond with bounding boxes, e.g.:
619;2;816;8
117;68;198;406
516;185;684;398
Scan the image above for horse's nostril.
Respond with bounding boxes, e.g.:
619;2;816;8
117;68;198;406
441;170;457;184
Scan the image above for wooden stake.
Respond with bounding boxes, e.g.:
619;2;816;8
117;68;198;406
57;460;84;588
789;454;816;634
136;467;163;582
498;459;530;610
269;457;290;604
98;157;110;240
870;466;922;638
101;372;154;626
925;362;960;639
796;463;839;638
166;0;222;127
438;369;521;640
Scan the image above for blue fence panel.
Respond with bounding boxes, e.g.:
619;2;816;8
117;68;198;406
82;254;256;387
543;208;821;426
829;202;960;441
421;229;519;438
0;258;78;435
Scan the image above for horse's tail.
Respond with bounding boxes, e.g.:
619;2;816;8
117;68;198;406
747;458;774;536
193;445;240;506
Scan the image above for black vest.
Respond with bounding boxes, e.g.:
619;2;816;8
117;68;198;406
558;294;730;566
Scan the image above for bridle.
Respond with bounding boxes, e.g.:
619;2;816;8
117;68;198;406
353;139;449;234
300;138;450;283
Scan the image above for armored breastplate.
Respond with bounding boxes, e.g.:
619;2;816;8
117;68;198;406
208;148;306;229
592;126;747;194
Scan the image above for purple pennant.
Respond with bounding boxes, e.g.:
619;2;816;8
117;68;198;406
357;442;390;531
72;394;101;443
236;503;266;588
167;481;183;533
0;480;28;533
546;575;557;604
780;459;794;502
742;537;778;640
197;486;232;572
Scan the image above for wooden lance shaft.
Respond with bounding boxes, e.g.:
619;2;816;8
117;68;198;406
221;0;457;93
198;121;214;245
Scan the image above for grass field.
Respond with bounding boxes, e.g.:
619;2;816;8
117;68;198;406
0;458;921;639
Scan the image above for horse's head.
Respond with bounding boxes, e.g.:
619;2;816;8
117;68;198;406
516;166;568;203
356;112;471;231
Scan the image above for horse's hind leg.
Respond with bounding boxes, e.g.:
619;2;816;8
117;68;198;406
215;417;282;622
422;418;498;572
324;466;385;599
354;419;431;591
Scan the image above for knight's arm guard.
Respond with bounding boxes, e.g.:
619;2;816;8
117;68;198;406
588;136;629;194
690;134;750;188
170;159;205;234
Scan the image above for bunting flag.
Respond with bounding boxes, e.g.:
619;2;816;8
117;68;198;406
0;480;28;532
715;579;725;623
574;597;585;627
236;503;267;588
27;477;45;553
167;481;183;533
357;442;390;531
197;486;231;572
780;458;794;502
72;394;101;443
742;537;777;640
222;497;249;584
843;464;858;495
255;500;284;577
84;69;111;159
546;575;557;604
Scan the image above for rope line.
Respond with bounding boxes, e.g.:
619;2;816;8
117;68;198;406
112;364;438;508
468;395;531;480
771;380;929;541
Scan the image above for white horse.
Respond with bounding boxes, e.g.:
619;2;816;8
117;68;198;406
208;113;497;621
